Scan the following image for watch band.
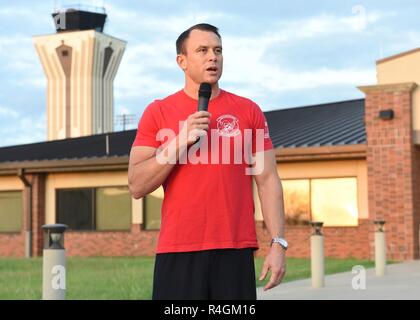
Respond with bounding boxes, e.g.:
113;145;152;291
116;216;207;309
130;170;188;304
271;237;288;250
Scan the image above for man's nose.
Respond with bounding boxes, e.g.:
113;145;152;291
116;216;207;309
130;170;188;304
207;50;217;61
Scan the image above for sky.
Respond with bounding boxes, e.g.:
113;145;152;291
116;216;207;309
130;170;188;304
0;0;419;147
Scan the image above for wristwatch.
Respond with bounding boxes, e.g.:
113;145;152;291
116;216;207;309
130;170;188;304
271;237;288;251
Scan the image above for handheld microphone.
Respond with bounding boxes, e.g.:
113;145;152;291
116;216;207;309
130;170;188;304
198;83;212;111
192;83;212;146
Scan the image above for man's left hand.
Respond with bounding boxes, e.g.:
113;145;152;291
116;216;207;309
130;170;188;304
259;245;286;291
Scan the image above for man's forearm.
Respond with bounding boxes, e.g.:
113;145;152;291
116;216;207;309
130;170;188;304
257;175;285;238
129;136;188;198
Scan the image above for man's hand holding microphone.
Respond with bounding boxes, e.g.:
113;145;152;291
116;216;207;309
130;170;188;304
181;82;212;146
157;83;212;164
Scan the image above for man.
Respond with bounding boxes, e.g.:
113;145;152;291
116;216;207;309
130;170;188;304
128;23;287;300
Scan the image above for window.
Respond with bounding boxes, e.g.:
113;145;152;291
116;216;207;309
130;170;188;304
57;187;131;231
311;178;358;227
144;186;163;230
282;177;359;227
0;191;23;233
96;187;131;231
57;189;94;230
282;180;310;225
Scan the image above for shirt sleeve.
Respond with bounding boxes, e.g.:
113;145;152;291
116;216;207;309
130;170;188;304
251;102;273;154
132;101;162;148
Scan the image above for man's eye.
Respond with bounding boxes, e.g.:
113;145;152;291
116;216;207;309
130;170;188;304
215;48;222;54
199;48;207;53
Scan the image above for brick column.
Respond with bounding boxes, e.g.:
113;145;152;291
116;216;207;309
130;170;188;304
31;173;46;256
359;82;419;260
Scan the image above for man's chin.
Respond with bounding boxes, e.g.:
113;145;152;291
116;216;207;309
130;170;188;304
203;76;221;85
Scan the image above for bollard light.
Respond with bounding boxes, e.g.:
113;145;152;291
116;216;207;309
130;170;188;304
42;224;67;300
374;220;386;232
374;220;386;276
310;221;324;236
310;221;325;288
43;224;66;249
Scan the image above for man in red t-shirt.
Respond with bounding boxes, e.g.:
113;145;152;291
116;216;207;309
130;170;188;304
129;23;287;300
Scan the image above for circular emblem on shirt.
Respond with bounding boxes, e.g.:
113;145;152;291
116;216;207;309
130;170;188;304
216;114;240;137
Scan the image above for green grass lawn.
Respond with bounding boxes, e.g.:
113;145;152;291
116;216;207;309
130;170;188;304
0;256;375;300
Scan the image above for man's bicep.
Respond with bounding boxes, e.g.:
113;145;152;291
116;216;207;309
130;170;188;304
253;149;278;185
129;146;158;167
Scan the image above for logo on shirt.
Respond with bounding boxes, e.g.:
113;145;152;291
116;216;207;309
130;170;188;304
216;114;240;137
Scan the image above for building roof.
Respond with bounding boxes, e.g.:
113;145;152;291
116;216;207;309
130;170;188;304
0;98;366;164
266;98;366;148
0;130;136;163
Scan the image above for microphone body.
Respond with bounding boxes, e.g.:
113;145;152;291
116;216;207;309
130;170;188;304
192;83;212;146
198;95;210;112
198;83;212;111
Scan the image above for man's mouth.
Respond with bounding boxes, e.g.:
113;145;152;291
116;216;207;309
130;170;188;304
206;66;218;72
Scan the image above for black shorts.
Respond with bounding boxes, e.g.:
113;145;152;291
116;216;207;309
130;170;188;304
152;248;257;300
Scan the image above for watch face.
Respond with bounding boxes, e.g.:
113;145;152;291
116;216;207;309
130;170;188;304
273;238;288;249
280;239;288;248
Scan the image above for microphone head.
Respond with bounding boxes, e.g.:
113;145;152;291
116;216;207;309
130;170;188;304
198;83;212;99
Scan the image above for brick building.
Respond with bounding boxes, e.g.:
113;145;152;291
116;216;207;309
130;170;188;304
0;8;419;261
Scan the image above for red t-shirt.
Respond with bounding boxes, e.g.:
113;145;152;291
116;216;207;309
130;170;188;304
132;89;273;253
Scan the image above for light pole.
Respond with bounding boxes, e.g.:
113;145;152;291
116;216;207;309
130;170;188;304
42;224;67;300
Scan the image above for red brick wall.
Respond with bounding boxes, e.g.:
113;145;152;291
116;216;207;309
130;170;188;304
0;233;25;257
31;174;45;256
363;83;419;260
65;224;159;257
0;218;374;259
59;221;373;259
255;220;371;259
412;146;420;259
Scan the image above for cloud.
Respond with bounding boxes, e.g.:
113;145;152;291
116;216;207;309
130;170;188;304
0;6;38;18
0;105;19;118
109;8;387;103
383;30;420;57
0;110;46;147
0;2;413;148
217;10;394;101
105;3;236;36
107;8;390;115
0;5;53;32
115;105;131;114
114;40;181;100
228;9;395;49
103;4;235;102
223;63;376;93
0;34;45;89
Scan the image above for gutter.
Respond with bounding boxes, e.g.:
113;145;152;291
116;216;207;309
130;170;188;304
275;144;367;162
17;168;32;258
0;156;129;175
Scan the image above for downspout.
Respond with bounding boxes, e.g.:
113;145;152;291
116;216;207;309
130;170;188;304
18;168;32;258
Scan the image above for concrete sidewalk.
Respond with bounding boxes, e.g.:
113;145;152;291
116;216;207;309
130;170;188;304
257;260;420;300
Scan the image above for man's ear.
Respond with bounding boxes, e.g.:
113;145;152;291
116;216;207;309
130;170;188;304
176;54;187;71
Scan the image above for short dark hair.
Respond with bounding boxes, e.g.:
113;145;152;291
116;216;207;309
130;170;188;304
176;23;221;55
